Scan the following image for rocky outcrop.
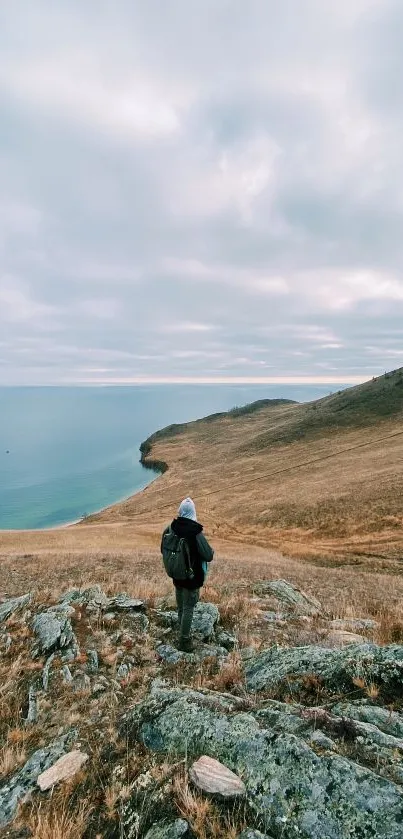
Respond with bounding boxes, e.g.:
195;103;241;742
244;642;403;700
144;821;192;839
254;579;322;615
123;681;403;838
31;609;78;658
0;594;32;624
0;733;75;828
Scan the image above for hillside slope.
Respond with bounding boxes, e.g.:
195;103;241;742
94;369;403;563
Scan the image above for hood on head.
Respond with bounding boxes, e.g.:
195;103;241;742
178;497;197;521
172;517;203;537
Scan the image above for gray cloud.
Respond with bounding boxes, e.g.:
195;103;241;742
0;0;402;384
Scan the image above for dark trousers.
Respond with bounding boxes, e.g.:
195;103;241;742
175;586;200;640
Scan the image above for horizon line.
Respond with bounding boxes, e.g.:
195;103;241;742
0;375;370;386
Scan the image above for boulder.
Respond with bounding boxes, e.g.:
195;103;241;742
216;630;237;650
31;610;77;657
157;643;228;665
0;734;74;828
59;585;109;610
254;580;322;615
123;682;403;838
192;602;220;639
326;630;367;646
37;750;88;791
331;702;403;738
0;594;31;624
107;594;145;612
144;820;191;839
244;642;403;700
189;755;246;798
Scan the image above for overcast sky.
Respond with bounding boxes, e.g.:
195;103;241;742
1;1;402;385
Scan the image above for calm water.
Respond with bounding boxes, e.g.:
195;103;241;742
0;384;347;530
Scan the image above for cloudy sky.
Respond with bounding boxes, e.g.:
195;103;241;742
1;1;402;385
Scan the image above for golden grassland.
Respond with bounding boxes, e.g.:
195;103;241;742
0;371;402;836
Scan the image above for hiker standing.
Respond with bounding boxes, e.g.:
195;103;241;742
161;497;214;652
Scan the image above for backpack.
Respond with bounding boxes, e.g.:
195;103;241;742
161;527;195;582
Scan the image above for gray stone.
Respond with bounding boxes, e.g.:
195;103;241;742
107;594;145;612
86;649;99;673
308;730;337;750
192;602;220;639
156;644;184;664
154;610;178;628
254;579;322;615
0;594;31;624
26;686;37;724
117;663;130;680
144;820;191;839
0;734;74;828
326;630;367;646
332;702;403;738
156;642;227;665
31;610;76;657
245;642;403;700
237;831;274;839
124;683;403;839
125;612;149;633
59;585;109;610
61;665;73;684
42;654;55;691
216;630;237;650
189;755;246;797
260;611;286;623
73;671;91;692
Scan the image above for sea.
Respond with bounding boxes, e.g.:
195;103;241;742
0;384;348;530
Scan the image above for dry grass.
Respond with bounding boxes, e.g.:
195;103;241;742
27;799;92;839
173;771;245;839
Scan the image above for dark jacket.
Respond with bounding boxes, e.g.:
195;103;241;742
161;517;214;590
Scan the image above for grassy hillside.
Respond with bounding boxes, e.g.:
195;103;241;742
99;368;403;564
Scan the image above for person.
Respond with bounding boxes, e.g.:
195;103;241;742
161;497;214;652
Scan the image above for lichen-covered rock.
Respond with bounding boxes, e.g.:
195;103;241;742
332;702;403;738
192;602;220;639
59;585;109;610
244;642;403;700
42;654;55;690
86;649;99;673
144;820;191;839
215;630;237;650
0;733;75;828
237;831;274;839
107;594;145;612
123;683;403;838
0;594;32;624
156;642;227;665
254;580;322;615
125;613;149;633
31;610;77;657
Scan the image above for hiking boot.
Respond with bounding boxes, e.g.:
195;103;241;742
178;636;195;653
